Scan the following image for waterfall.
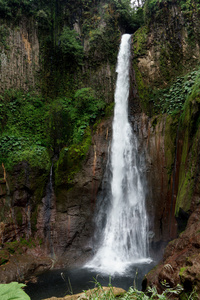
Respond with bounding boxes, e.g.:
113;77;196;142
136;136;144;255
86;34;151;275
44;164;54;257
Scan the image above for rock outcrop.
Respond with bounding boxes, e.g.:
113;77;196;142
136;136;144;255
43;286;126;300
0;117;112;281
50;118;112;267
134;1;200;91
0;253;52;283
143;205;200;297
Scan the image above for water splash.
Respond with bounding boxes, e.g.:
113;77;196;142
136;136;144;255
86;34;151;275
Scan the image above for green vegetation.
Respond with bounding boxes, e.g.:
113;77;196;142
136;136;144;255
55;126;92;189
164;115;179;181
0;282;30;300
175;67;200;216
0;90;50;170
144;0;200;23
0;238;39;266
112;0;144;32
133;26;148;57
0;86;106;172
151;69;199;115
0;24;9;50
0;280;197;300
59;27;84;65
81;279;186;300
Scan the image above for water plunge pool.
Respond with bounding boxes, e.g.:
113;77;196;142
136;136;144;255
25;261;156;300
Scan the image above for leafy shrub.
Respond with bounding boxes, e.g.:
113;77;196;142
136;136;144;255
0;282;30;300
82;279;185;300
112;0;144;32
59;27;84;65
74;88;105;116
47;98;72;152
122;284;184;300
72;88;105;143
152;69;199;115
0;0;33;19
144;0;174;22
0;86;106;169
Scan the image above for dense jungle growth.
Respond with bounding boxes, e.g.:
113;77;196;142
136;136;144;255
0;0;143;171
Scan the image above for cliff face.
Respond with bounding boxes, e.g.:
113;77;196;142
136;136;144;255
0;117;112;282
0;0;119;281
132;0;200;294
1;0;200;294
0;19;39;92
134;1;200;89
37;118;112;267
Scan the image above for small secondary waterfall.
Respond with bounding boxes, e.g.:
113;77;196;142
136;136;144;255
86;34;151;274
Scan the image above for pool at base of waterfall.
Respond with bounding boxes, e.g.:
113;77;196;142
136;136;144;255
25;261;156;300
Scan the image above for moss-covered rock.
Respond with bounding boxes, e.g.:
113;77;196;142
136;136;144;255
175;75;200;216
55;127;92;190
164;115;179;182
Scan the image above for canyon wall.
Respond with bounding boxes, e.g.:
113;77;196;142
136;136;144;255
132;0;200;294
1;1;200;295
0;18;39;92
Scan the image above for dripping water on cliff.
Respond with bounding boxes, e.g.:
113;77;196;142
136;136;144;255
43;163;55;258
85;34;152;275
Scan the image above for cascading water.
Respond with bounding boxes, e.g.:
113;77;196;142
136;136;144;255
86;34;151;275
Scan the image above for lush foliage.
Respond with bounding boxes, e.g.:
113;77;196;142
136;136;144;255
0;87;106;170
112;0;144;32
0;0;33;19
151;69;199;115
59;27;84;65
0;282;30;300
122;284;184;299
0;90;50;170
144;0;200;23
80;279;197;300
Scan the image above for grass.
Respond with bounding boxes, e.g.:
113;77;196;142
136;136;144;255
75;279;193;300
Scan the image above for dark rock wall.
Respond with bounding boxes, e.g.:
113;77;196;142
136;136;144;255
132;0;200;294
0;118;112;270
1;0;200;291
51;118;112;266
134;2;200;90
132;0;200;242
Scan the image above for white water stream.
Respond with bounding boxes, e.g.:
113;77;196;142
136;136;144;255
86;34;151;275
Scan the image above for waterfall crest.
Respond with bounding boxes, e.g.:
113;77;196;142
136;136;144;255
86;34;151;274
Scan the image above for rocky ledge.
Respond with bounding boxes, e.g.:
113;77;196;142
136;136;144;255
43;286;126;300
143;205;200;296
0;248;52;283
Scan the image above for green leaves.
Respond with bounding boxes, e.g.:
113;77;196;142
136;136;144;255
152;69;199;115
72;88;105;143
121;283;183;300
0;86;106;169
112;0;144;32
59;27;84;65
0;282;30;300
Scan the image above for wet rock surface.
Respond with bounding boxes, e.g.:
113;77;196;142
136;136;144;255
144;205;200;295
51;118;112;267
